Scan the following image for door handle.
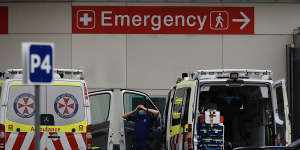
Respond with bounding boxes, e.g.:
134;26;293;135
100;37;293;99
48;135;60;138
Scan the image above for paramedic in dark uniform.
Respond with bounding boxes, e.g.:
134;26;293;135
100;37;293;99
122;104;159;150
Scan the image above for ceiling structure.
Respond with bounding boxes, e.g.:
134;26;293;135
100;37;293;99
1;0;300;3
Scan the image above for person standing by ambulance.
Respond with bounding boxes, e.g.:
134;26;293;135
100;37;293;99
122;104;160;150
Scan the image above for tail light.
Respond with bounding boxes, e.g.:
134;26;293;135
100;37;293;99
86;125;92;150
183;124;193;150
0;124;5;150
199;114;205;123
220;116;224;123
83;83;89;101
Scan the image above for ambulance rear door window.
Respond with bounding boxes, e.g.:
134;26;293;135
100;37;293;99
6;85;46;125
46;85;85;126
172;87;191;126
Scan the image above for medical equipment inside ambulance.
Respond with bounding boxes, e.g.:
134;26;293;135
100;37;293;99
197;84;274;150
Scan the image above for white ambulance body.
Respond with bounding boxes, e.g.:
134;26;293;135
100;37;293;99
0;69;92;150
165;69;291;150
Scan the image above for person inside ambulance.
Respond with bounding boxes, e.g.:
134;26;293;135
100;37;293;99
122;104;160;150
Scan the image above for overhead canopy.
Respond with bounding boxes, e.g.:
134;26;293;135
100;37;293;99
1;0;300;3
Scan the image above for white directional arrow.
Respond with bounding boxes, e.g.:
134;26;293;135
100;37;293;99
232;11;250;30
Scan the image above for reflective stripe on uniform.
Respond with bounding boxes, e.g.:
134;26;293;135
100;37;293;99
5;120;87;133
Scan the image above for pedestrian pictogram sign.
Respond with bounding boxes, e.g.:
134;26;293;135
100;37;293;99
22;42;54;84
72;6;254;34
210;11;229;30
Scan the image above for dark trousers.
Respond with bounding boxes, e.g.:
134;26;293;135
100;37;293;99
133;137;149;150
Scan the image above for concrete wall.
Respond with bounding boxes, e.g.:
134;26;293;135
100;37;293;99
0;2;299;95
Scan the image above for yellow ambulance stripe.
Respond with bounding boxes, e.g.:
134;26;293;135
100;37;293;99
10;83;80;86
172;112;181;119
175;97;183;105
170;125;181;137
10;83;24;85
0;81;4;84
176;81;194;86
5;120;87;133
53;83;81;86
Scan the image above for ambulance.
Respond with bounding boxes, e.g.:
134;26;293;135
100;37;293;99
164;69;291;150
0;69;92;150
88;89;162;150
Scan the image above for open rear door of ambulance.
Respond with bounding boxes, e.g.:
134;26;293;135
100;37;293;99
165;87;176;150
273;79;292;145
121;89;162;150
169;81;197;150
88;90;112;150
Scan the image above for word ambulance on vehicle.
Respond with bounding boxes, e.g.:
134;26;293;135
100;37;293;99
0;69;92;150
164;69;291;150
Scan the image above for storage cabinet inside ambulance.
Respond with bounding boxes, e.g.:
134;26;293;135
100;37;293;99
88;91;111;150
122;90;162;150
196;83;275;149
5;83;87;149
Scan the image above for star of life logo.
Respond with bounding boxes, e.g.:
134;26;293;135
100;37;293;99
54;93;78;119
76;10;96;29
14;93;35;118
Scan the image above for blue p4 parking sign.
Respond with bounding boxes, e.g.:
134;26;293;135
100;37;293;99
22;42;54;84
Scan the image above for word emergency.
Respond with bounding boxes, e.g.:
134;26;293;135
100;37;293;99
101;11;207;31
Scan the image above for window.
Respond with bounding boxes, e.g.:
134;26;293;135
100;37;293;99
47;85;85;126
276;86;285;121
149;96;167;115
7;85;36;125
123;92;155;114
172;88;191;126
89;94;111;125
7;84;86;126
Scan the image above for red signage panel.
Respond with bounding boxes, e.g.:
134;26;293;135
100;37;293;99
0;6;8;34
72;6;254;34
